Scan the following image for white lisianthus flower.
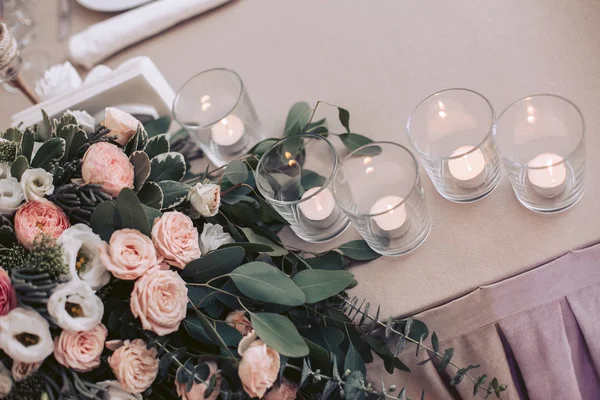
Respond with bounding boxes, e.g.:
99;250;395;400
0;362;12;398
57;224;111;289
68;110;96;134
188;182;220;218
94;380;142;400
0;178;24;214
200;223;234;254
0;308;53;363
20;168;55;202
48;281;104;332
0;162;10;179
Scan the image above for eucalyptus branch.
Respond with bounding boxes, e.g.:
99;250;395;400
339;299;506;398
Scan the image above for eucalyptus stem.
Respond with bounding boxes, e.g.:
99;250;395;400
338;300;495;396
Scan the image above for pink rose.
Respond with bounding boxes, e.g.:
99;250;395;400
103;107;141;146
0;269;16;317
11;361;41;382
100;229;162;280
263;378;299;400
130;266;188;335
108;339;158;394
14;201;70;250
238;331;280;398
225;310;252;336
152;211;201;269
81;142;134;197
54;323;107;372
175;361;221;400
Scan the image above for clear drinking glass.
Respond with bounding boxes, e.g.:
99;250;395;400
493;95;585;213
173;68;262;167
333;142;431;256
406;88;501;203
3;0;37;48
256;134;350;243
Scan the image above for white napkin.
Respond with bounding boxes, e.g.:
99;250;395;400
69;0;232;69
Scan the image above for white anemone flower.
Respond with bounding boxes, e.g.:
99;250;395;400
0;308;53;363
47;281;104;332
57;224;111;289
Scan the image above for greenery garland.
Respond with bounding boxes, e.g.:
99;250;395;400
0;103;507;400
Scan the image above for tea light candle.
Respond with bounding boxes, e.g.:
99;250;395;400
298;187;339;229
370;195;410;239
527;153;567;198
211;114;246;154
448;145;487;189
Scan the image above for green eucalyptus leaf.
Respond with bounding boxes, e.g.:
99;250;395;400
181;246;245;283
292;269;354;303
300;169;326;190
338;107;351;133
144;116;171;137
30;137;65;171
10;155;29;180
20;129;34;162
156;180;190;209
114;188;151;236
431;332;440;353
250;312;309;357
229;262;305;306
344;371;365;400
241;228;287;257
249;138;278;156
90;201;116;241
148;152;186;182
218;242;274;253
129;151;151;191
344;344;365;375
284;102;311;135
215;321;243;347
305;252;348;270
322;380;337;400
336;240;380;261
338;133;373;153
137;182;163;209
224;160;248;185
141;204;162;231
437;348;454;371
144;134;170;159
183;313;218;345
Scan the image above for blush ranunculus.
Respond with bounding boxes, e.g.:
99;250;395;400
0;268;16;317
237;331;280;398
130;266;188;336
14;201;70;250
54;323;107;372
151;211;201;269
108;339;158;394
81;142;134;197
225;310;252;336
99;229;162;280
175;361;221;400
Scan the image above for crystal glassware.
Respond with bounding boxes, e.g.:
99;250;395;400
406;88;501;203
256;134;350;243
493;94;585;213
333;142;431;256
173;68;262;167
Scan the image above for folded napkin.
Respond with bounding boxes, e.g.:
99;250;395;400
69;0;232;69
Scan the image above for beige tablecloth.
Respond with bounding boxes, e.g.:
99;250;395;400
1;0;600;317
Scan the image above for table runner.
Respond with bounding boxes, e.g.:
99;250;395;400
370;242;600;399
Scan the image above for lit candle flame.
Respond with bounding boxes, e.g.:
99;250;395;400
314;196;324;212
365;167;374;174
438;111;448;119
284;151;292;159
363;157;372;165
527;115;536;123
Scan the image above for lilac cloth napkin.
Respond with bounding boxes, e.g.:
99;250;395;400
369;242;600;400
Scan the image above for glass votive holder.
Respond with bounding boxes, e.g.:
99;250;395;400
406;88;501;203
493;94;585;213
256;134;350;243
332;142;431;257
173;68;263;167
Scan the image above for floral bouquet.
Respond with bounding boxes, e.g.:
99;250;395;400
0;104;505;400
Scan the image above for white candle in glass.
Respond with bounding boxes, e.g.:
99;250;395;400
370;195;410;239
448;145;487;189
211;114;246;154
527;153;567;198
298;187;339;229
